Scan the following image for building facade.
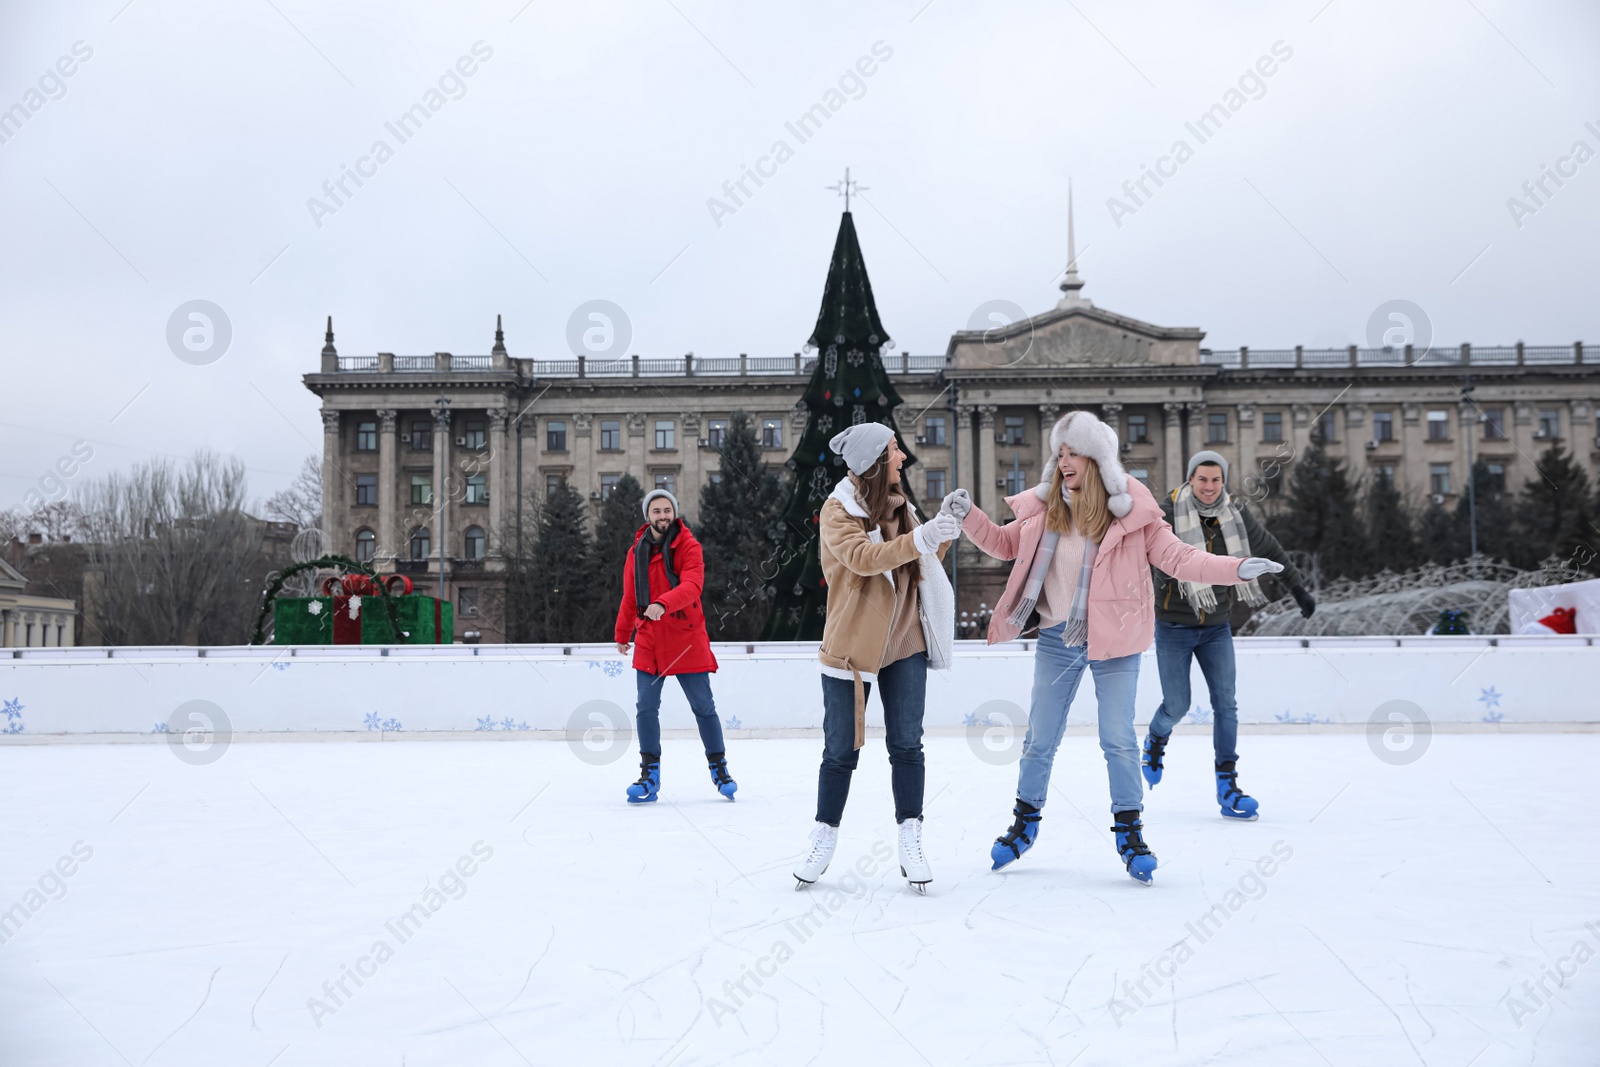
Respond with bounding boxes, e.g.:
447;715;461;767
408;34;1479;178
306;283;1599;641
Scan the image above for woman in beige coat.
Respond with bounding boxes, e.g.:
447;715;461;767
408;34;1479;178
793;423;960;894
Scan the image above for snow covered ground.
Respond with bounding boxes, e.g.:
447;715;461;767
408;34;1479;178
1;732;1595;1066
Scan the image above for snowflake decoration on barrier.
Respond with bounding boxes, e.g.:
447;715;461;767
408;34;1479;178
1482;710;1505;724
1189;703;1214;725
3;698;22;720
1274;710;1333;725
2;721;21;735
1477;686;1502;708
363;713;404;732
475;716;496;731
270;661;291;672
587;660;626;679
961;712;1006;728
724;715;742;730
152;722;169;733
500;717;530;731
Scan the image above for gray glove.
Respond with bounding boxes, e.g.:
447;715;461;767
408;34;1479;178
913;511;962;554
939;488;972;520
1237;557;1285;581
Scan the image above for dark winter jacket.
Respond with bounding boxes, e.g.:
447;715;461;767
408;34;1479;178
1151;491;1305;626
613;520;719;676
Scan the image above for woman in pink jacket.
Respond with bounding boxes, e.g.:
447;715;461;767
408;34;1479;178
946;411;1282;885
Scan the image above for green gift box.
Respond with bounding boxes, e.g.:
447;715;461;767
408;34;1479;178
273;597;334;644
361;595;454;644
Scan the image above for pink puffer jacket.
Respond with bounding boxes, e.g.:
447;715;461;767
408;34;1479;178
963;478;1246;659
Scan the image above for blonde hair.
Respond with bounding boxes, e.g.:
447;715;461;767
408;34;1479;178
1046;455;1112;544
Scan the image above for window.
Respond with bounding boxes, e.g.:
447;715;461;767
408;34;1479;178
1430;464;1451;496
545;473;564;494
1002;416;1025;445
1126;414;1149;444
459;586;480;617
410;474;431;505
762;419;783;449
409;420;432;450
546;421;568;451
926;468;947;498
409;526;430;559
1374;464;1396;486
356;420;377;451
654;472;676;494
466;473;487;504
1484;462;1506;493
924;416;946;446
1315;410;1337;443
355;528;375;563
1207;413;1228;444
600;420;622;450
1372;411;1394;442
1263;466;1284;496
655;420;676;450
1128;468;1150;488
708;472;723;486
1427;410;1449;441
463;418;486;450
355;474;377;506
1005;467;1028;495
464;526;485;560
706;419;728;449
601;474;620;500
1538;409;1560;439
1482;407;1506;440
1261;412;1283;443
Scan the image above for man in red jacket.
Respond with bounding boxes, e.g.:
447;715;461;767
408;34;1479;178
613;488;737;804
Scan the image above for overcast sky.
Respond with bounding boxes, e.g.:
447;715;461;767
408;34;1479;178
3;0;1597;511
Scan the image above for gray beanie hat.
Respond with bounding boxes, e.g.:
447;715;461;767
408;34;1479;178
1186;450;1229;482
829;422;897;476
641;488;679;518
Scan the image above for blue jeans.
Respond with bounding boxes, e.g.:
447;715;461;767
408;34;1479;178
1148;621;1239;765
816;653;927;826
635;670;725;756
1016;623;1144;814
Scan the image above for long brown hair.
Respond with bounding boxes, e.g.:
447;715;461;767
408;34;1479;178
1046;455;1112;544
852;453;922;588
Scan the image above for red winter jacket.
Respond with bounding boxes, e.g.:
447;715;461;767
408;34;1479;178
613;520;719;677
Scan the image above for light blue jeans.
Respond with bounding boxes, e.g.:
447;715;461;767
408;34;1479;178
1015;623;1145;814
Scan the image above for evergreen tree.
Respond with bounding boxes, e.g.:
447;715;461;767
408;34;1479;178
1274;431;1369;579
1417;498;1464;564
1362;469;1421;572
1454;458;1517;564
763;210;916;640
527;480;593;642
697;412;785;640
588;473;645;640
1516;441;1597;570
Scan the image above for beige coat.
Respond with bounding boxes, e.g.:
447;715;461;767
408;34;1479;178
817;478;953;748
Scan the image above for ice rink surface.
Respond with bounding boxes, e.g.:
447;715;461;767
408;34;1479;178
1;732;1595;1066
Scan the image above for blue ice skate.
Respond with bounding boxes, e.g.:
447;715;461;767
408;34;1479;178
707;751;737;800
1216;761;1259;820
991;799;1042;870
626;753;660;804
1112;811;1158;886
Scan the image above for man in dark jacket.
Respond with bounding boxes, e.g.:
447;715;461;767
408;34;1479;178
1142;451;1316;820
613;489;737;804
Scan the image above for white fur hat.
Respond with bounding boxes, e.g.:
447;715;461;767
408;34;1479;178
1042;410;1133;518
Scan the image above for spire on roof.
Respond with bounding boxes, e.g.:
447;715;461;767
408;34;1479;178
1057;180;1091;310
321;315;336;357
492;313;507;356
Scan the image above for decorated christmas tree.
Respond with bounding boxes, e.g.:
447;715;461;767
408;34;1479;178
761;207;916;640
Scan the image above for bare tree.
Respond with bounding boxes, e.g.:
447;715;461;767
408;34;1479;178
76;452;267;645
264;453;323;531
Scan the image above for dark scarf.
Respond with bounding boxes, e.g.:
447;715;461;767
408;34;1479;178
633;520;682;617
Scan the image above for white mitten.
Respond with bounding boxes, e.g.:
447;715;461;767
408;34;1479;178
1237;557;1285;581
939;488;972;520
913;512;961;554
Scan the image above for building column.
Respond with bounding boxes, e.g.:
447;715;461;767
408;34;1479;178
1235;404;1257;497
1401;402;1424;496
955;406;975;502
1038;403;1061;473
1570;399;1596;483
1185;400;1207;468
487;407;508;556
626;412;648;488
1162;402;1184;490
1511;402;1537;487
1343;402;1368;477
1;610;12;648
320;409;340;542
432;405;452;583
680;413;702;519
976;405;998;513
376;408;398;565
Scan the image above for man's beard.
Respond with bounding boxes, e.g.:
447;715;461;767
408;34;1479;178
650;518;673;538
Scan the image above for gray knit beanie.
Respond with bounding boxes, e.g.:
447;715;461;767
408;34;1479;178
1186;450;1229;482
641;488;679;518
829;422;897;475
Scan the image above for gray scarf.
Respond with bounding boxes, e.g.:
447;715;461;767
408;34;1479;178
1170;484;1266;613
1007;486;1099;645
